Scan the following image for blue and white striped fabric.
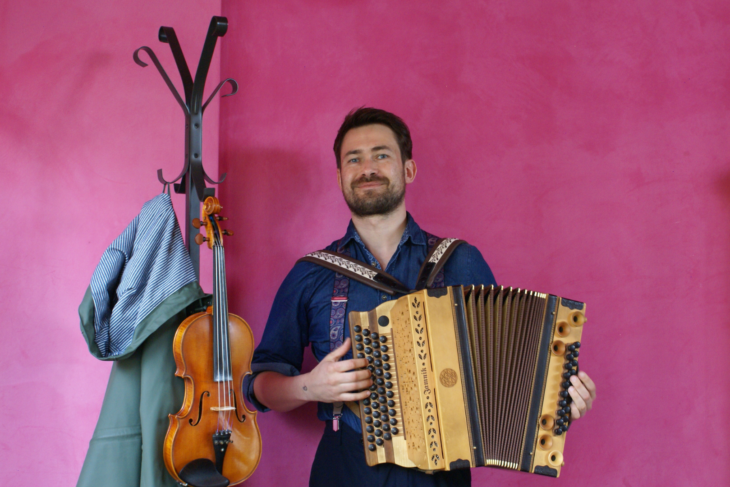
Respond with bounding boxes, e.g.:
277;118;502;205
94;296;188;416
90;193;198;357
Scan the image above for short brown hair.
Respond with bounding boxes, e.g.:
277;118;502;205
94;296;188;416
333;107;413;169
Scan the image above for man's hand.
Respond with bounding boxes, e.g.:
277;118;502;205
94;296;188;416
301;338;372;403
568;371;596;420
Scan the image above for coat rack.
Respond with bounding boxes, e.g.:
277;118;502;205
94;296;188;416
134;16;238;279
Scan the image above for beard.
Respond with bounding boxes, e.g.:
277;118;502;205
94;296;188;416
343;173;406;217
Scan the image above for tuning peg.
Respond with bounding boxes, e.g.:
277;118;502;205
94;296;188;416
223;229;234;236
194;234;208;245
192;218;202;229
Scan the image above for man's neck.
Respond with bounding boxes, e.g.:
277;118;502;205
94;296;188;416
351;205;407;270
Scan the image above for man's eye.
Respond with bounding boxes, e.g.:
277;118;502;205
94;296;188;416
348;158;359;164
376;154;388;159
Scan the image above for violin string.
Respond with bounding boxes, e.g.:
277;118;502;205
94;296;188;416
215;242;223;434
221;245;232;432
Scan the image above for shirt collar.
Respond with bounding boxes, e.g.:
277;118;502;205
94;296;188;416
338;212;427;251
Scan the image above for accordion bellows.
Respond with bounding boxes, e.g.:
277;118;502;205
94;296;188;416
349;285;586;477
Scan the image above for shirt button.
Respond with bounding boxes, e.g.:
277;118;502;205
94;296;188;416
381;295;388;301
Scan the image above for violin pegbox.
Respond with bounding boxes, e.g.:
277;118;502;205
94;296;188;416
193;196;233;249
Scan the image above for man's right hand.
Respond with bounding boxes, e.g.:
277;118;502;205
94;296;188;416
300;338;373;403
253;337;372;412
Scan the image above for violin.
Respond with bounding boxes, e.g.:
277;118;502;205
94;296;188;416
164;197;262;487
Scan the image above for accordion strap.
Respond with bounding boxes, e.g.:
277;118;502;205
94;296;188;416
414;238;465;291
298;250;411;295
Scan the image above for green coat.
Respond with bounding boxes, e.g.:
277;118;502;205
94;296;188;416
77;282;208;487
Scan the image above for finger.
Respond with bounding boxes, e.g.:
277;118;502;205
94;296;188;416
338;369;372;383
569;386;587;420
338;390;373;402
333;357;369;372
337;378;372;393
322;338;352;362
577;371;596;400
569;375;592;403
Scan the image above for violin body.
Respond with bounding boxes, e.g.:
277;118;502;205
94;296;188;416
164;309;261;485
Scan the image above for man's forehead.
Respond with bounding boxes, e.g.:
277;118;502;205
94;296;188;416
341;124;398;155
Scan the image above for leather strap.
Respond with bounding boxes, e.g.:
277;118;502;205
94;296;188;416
298;250;411;295
414;238;466;290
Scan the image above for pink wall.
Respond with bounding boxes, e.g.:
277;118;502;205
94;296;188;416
0;1;222;484
2;1;729;486
218;1;730;486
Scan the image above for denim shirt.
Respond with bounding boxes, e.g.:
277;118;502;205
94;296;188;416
243;214;497;432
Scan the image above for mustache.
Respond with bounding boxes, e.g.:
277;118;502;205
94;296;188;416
351;175;390;188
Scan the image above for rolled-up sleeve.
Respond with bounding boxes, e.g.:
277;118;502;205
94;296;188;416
242;262;315;412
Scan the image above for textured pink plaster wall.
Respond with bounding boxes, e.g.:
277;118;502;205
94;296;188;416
0;1;222;484
219;1;730;486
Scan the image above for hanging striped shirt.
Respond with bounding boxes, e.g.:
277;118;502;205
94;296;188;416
89;193;197;357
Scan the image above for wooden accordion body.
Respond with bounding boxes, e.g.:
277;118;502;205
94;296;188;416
348;285;586;477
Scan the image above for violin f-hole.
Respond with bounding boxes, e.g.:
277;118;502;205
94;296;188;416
231;389;247;423
190;391;210;426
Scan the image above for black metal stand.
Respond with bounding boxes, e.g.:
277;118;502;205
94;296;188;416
134;16;237;279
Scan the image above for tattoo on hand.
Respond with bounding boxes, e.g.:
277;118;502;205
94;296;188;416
303;385;307;391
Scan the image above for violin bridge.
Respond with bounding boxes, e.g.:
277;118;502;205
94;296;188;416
210;406;236;411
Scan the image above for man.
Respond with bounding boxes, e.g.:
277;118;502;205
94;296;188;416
243;108;597;486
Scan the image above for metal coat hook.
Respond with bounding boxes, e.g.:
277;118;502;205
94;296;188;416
134;16;237;278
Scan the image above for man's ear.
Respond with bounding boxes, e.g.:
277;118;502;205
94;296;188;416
404;159;417;184
337;168;343;191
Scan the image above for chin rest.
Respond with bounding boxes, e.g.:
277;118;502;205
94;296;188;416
179;459;230;487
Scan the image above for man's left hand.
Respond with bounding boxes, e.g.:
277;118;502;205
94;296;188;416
568;371;596;420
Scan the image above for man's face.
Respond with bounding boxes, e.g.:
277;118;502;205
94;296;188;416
337;124;416;217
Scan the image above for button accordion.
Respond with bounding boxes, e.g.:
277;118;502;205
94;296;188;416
348;285;586;477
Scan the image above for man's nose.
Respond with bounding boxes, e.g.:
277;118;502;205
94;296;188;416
360;156;378;176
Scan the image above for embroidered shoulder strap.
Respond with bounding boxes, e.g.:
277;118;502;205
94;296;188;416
414;236;466;291
298;250;411;295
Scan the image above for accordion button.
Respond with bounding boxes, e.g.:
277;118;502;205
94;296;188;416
375;429;382;437
390;418;397;425
379;396;387;403
367;365;375;372
556;418;564;426
381;414;389;421
363;329;370;337
391;427;398;434
367;435;375;442
356;344;364;351
377;387;385;395
559;400;567;407
562;372;570;379
574;341;581;348
378;316;390;327
382;355;390;361
554;428;562;436
571;360;579;367
374;420;382;427
366;425;374;433
380;345;388;352
369;384;377;391
564;363;572;370
374;369;383;376
369;444;376;451
388;400;395;407
389;409;396;416
385;382;393;388
573;351;580;357
354;325;362;333
376;438;384;446
376;378;384;386
370;393;378;400
564;406;571;415
357;353;365;359
364;407;372;415
561;381;571;389
560;391;569;398
367;357;374;364
364;338;372;345
382;424;390;431
363;399;371;406
384;433;392;440
570;369;578;376
365;347;372;354
374;360;382;367
386;391;394;398
383;364;391;371
373;351;381;358
565;353;573;361
373;411;381;418
384;372;392;380
365;417;373;424
380;405;388;413
355;335;363;342
380;336;387;343
371;332;379;340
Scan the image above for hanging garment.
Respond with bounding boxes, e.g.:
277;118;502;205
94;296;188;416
77;193;208;487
